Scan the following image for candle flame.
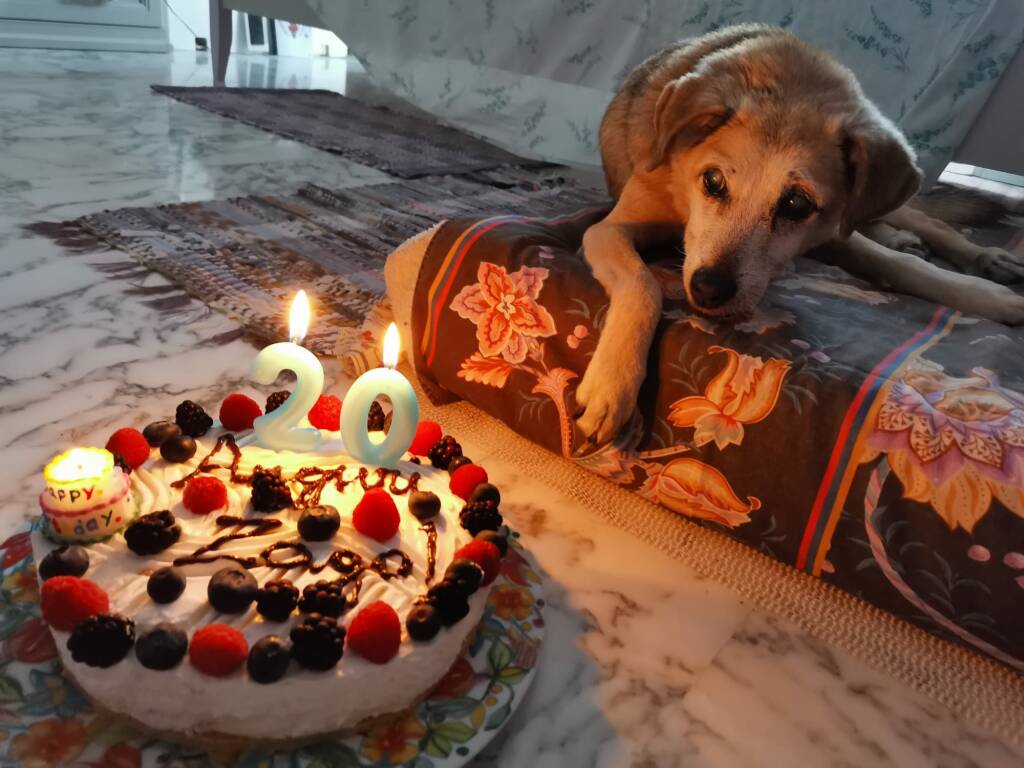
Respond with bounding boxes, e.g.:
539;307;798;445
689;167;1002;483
45;448;113;484
289;290;311;344
383;322;400;368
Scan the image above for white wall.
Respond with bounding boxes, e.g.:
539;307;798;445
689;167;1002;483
165;0;346;56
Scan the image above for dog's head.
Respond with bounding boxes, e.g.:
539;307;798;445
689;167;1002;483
645;38;923;316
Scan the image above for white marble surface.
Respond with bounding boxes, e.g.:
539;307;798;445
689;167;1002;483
0;48;1021;767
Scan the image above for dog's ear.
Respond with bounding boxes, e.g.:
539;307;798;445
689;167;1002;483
840;119;922;236
646;74;733;172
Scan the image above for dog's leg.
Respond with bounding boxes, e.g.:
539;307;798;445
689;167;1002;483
881;205;1024;285
575;208;666;445
814;232;1024;324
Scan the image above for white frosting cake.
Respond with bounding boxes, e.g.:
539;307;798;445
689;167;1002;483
32;430;495;745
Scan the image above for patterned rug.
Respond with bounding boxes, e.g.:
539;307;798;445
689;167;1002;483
151;86;548;179
27;169;607;356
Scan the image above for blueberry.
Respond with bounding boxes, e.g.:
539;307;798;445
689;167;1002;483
406;603;441;642
475;529;509;557
426;580;470;626
208;566;257;613
444;558;484;597
38;545;89;580
408;491;441;521
297;505;341;542
447;456;473;474
160;434;197;463
143;420;182;448
135;624;188;670
469;483;501;506
148;566;186;604
247;635;291;684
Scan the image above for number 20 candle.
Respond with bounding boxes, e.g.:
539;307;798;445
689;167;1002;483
250;291;325;452
340;323;419;467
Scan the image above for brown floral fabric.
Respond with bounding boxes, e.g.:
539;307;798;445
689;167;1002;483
411;211;1024;671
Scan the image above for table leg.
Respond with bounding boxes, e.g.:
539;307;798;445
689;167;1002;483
209;0;232;86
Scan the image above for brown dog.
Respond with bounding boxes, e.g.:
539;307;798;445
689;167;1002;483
574;24;1024;444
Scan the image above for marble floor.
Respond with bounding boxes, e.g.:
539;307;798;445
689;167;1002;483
0;48;1021;767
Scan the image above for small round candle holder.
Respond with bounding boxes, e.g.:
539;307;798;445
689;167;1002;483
40;448;138;543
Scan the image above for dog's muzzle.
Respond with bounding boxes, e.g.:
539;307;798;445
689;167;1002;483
689;266;738;310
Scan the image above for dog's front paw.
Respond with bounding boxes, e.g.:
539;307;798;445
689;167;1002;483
974;247;1024;285
983;287;1024;325
574;362;641;447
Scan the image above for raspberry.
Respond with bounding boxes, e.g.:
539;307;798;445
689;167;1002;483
265;390;290;413
182;476;228;515
40;577;110;632
189;624;248;677
105;428;150;469
219;393;262;431
428;435;462;469
307;394;342;431
409;421;443;456
346;601;401;664
175;400;213;438
352;488;400;542
450;464;488;501
453;540;501;585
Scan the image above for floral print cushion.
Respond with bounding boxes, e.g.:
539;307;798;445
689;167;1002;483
409;210;1024;671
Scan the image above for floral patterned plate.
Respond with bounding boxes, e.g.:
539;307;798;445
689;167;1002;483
0;525;544;768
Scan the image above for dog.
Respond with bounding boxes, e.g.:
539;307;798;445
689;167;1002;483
384;24;1024;446
573;23;1024;444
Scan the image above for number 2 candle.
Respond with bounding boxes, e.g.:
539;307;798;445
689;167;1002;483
250;291;325;452
340;323;419;467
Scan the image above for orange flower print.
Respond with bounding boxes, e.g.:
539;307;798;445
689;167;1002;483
669;345;790;449
490;585;534;621
450;262;556;363
360;714;427;765
640;457;761;528
3;568;39;604
12;718;86;768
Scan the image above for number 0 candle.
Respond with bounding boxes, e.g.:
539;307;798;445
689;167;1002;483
250;291;325;452
340;323;419;468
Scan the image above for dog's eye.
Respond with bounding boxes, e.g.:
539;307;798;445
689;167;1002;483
776;191;815;222
702;168;727;199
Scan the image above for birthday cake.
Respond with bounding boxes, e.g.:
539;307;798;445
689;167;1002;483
31;390;509;749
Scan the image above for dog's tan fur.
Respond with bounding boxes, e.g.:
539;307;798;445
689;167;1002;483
572;24;1024;442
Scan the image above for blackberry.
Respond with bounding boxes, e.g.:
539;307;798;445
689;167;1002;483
38;545;89;580
175;400;213;438
124;510;181;556
256;579;299;622
428;435;463;470
265;390;290;413
289;613;345;670
111;453;132;475
447;455;473;474
67;613;135;668
425;580;470;626
367;401;386;432
298;579;347;617
251;466;292;512
247;635;291;684
459;500;503;536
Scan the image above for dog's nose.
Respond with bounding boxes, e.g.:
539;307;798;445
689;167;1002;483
690;266;737;309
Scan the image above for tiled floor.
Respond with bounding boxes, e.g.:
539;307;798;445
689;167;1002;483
0;48;1021;766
